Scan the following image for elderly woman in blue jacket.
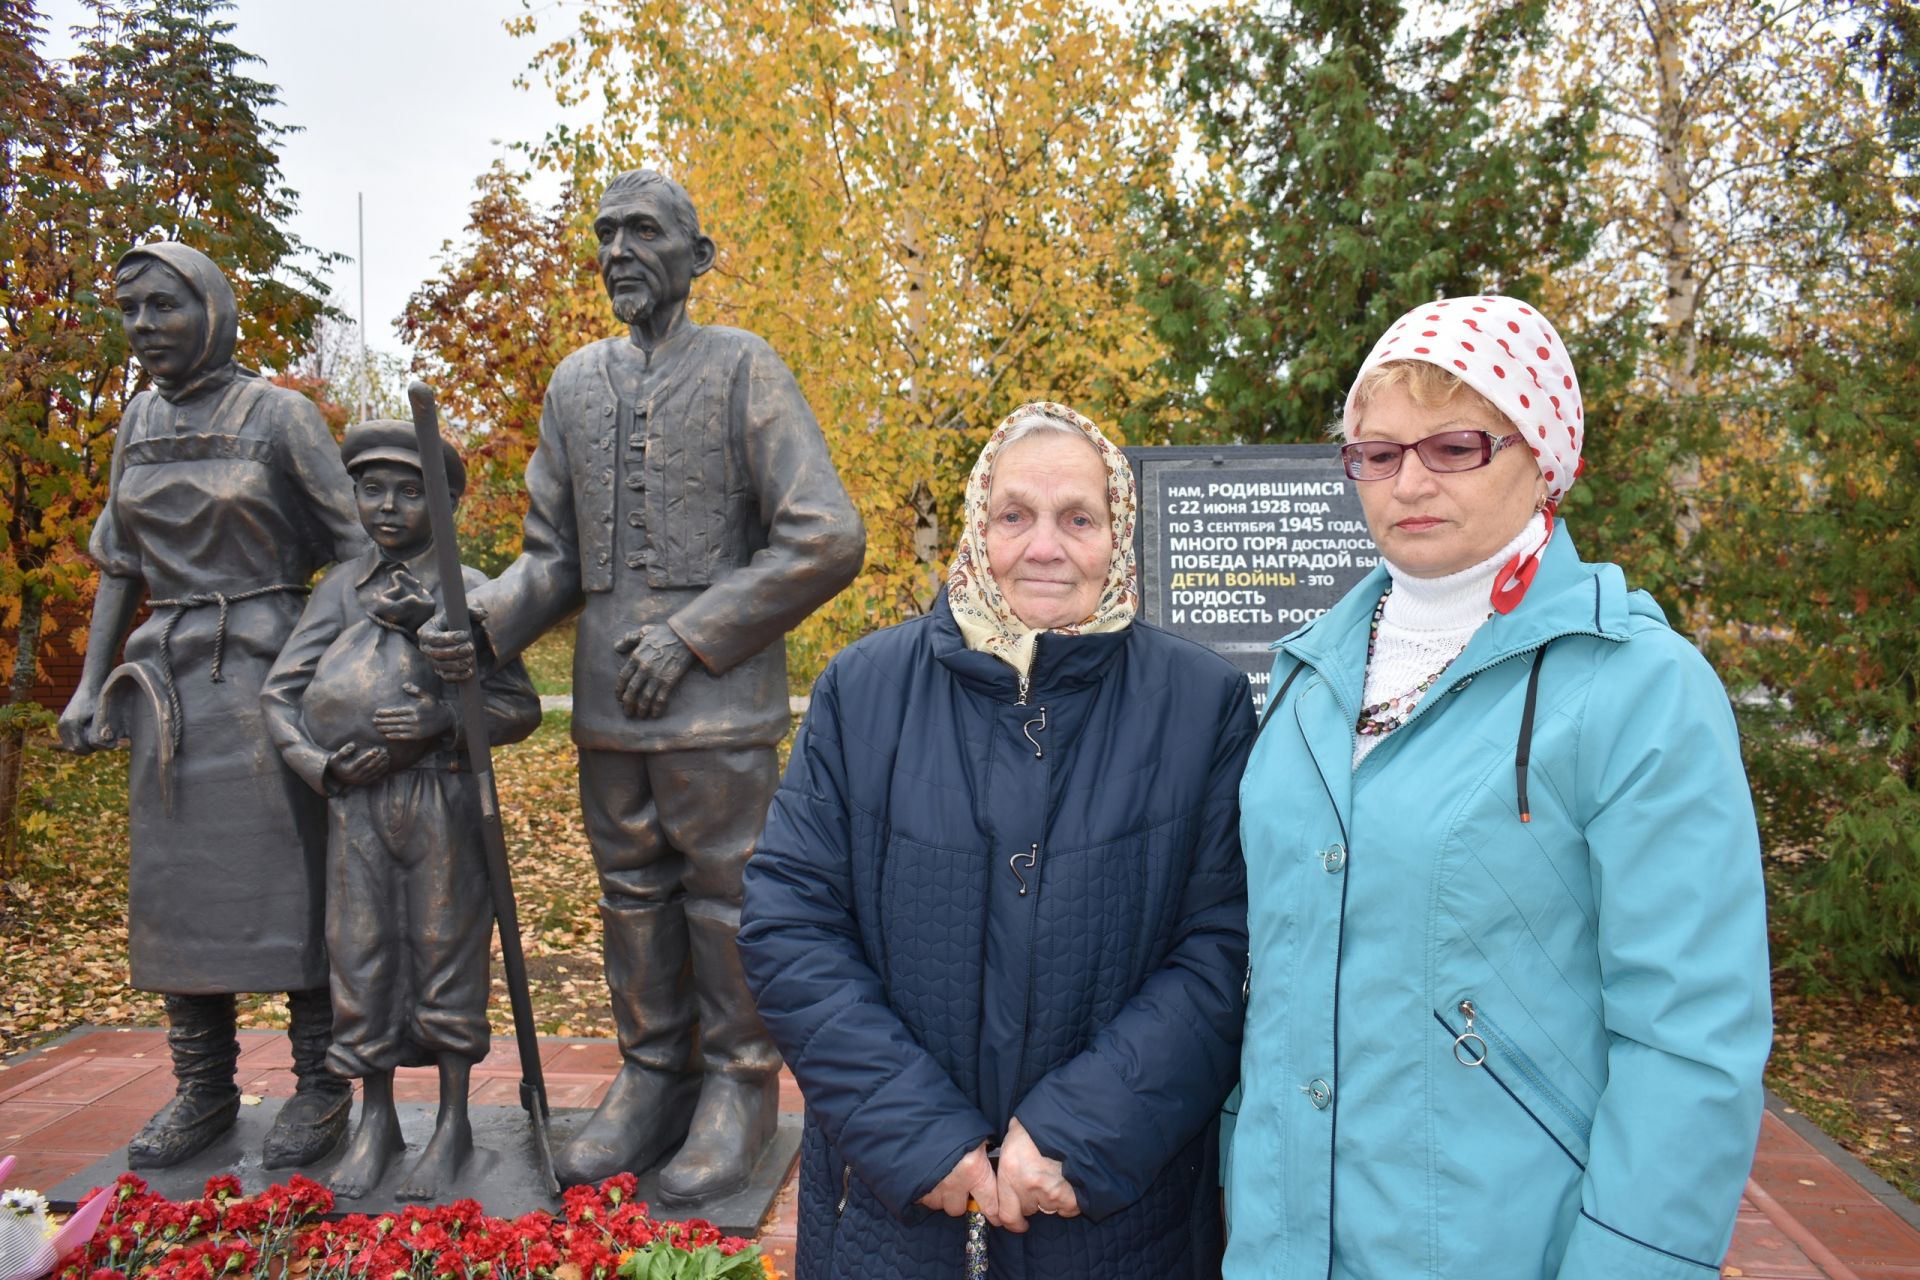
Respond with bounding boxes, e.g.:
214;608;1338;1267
740;402;1255;1278
1225;296;1772;1278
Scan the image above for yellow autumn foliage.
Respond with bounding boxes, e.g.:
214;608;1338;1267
513;0;1178;682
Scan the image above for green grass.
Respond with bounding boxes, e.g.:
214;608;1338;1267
521;619;576;697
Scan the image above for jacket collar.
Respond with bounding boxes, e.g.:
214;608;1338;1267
350;544;442;592
1278;523;1636;718
592;317;704;386
930;593;1129;700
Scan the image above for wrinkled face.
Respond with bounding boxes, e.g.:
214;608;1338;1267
353;460;433;558
116;264;205;383
1350;381;1545;578
985;431;1113;630
594;188;712;325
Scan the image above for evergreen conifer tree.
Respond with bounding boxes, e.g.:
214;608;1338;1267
1136;0;1595;442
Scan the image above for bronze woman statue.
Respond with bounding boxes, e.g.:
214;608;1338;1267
56;242;369;1169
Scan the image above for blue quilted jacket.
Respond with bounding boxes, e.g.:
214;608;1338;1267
740;597;1255;1279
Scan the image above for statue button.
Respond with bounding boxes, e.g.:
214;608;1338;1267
628;511;645;527
628;434;646;450
625;473;645;491
626;552;648;569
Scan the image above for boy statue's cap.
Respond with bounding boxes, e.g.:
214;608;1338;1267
340;418;466;499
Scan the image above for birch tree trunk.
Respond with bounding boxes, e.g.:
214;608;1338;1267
888;0;941;610
1647;0;1704;532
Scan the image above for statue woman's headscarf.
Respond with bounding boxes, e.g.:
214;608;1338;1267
945;401;1138;676
113;242;243;404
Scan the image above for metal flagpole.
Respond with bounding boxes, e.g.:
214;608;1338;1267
357;193;368;423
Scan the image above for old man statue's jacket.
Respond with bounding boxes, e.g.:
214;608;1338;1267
471;320;865;750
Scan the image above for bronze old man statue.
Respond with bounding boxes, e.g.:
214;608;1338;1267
426;169;865;1199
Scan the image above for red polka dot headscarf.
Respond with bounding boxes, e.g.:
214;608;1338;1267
1345;295;1584;613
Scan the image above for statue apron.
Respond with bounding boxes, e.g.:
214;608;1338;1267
103;379;330;995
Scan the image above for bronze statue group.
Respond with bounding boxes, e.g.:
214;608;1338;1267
59;170;1774;1280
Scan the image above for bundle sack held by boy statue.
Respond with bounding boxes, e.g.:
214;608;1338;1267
294;562;447;776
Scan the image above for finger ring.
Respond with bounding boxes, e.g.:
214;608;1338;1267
1040;1208;1057;1216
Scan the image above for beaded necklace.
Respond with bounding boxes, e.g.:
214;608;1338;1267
1354;586;1479;739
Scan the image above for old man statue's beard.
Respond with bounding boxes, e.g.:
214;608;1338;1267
610;280;655;326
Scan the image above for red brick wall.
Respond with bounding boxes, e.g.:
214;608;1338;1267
15;598;90;713
8;597;144;714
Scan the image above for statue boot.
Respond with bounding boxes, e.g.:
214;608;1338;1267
553;900;700;1187
657;899;781;1206
128;994;241;1168
263;987;352;1168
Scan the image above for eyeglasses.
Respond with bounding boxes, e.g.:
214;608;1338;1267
1339;429;1527;481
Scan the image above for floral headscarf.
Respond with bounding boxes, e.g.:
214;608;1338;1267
945;401;1137;676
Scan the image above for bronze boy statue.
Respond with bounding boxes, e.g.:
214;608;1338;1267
261;419;541;1199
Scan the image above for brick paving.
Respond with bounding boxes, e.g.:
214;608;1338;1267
6;1028;1918;1277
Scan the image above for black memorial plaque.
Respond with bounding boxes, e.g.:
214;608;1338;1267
1128;446;1379;713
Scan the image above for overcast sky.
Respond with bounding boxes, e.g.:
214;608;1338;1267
36;0;586;362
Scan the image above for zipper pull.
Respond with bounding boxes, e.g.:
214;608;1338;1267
1022;705;1048;758
1009;842;1039;896
1452;998;1488;1068
1016;672;1031;704
837;1163;851;1214
1242;961;1251;1002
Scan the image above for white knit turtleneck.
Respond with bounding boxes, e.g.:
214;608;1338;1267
1353;513;1546;767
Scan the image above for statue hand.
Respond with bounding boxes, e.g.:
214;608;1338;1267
56;686;112;755
418;605;486;683
372;682;456;742
325;742;391;788
614;625;695;719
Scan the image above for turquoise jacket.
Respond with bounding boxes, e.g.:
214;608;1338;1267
1224;526;1772;1279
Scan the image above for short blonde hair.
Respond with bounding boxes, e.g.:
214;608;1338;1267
1341;360;1513;440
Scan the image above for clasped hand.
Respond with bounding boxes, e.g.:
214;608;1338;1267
916;1119;1079;1233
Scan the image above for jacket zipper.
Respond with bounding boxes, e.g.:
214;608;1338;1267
1447;996;1592;1143
1010;644;1049;1101
1436;1000;1592;1169
836;1161;851;1214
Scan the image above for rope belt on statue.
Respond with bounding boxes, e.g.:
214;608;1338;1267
144;583;308;749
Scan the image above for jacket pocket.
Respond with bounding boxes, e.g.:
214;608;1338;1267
1435;994;1593;1169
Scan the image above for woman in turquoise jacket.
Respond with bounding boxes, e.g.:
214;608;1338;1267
1226;296;1772;1279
